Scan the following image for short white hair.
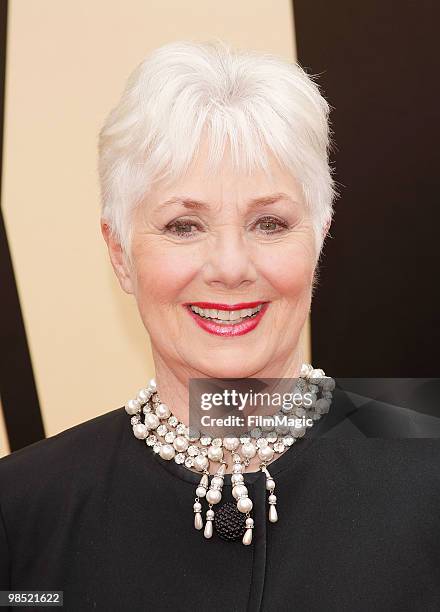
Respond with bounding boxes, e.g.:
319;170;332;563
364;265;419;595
98;39;337;261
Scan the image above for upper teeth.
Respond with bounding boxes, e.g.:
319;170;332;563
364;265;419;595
190;305;262;320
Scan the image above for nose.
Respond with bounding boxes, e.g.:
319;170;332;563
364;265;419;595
202;226;258;290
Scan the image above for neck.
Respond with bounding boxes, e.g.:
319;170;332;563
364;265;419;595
151;343;306;429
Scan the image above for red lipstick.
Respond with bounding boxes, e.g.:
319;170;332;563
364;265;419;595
183;301;269;337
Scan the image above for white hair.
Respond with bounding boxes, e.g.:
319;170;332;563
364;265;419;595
98;39;337;261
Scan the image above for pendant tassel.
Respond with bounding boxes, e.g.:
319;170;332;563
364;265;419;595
204;462;226;539
262;466;278;523
242;516;254;545
193;471;209;530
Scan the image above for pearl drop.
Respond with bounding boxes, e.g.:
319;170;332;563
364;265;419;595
159;444;175;460
237;497;253;513
241;442;256;459
156;403;171;419
173;436;189;452
207;446;223;461
196;486;206;497
232;484;248;499
133;423;147;439
258;446;274;461
204;520;213;539
194;513;203;530
144;413;160;430
216;463;226;476
269;504;278;523
242;528;253;545
194;455;209;471
125;398;140;415
206;489;222;505
223;437;240;451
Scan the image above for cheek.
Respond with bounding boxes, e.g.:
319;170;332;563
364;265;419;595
257;245;314;299
133;244;198;308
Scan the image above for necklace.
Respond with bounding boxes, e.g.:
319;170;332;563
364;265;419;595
125;363;335;545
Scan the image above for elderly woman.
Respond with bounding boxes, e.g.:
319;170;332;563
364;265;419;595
1;40;439;612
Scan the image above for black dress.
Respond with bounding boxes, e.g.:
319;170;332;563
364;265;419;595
1;386;439;611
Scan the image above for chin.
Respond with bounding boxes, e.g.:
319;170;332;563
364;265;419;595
195;356;263;380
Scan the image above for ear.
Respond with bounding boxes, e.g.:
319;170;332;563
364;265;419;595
100;220;135;295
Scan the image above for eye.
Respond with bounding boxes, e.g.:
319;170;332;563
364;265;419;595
164;218;203;239
254;215;289;235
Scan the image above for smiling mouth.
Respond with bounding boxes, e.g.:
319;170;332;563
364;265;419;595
188;304;263;325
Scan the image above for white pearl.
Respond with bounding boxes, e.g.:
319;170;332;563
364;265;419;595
223;437;240;451
231;474;244;485
258;446;274;461
232;464;244;474
245;517;254;528
193;502;202;511
194;455;209;471
292;425;306;438
144;413;160;430
269;504;278;523
242;528;253;545
156;403;171;419
241;442;256;459
268;494;277;503
207;446;223;461
194;513;203;530
196;486;206;497
173;436;189;452
159;444;175;460
237;497;253;513
125;398;141;415
211;476;223;487
206;489;222;505
204;520;213;539
137;388;150;402
232;484;248;499
206;509;215;519
266;479;275;491
133;423;147;439
323;377;335;391
148;378;157;391
315;398;331;414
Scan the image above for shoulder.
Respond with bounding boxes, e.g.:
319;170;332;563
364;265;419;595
0;406;127;496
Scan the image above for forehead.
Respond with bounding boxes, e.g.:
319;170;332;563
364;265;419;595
148;140;304;209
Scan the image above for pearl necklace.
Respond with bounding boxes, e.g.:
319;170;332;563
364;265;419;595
125;363;335;545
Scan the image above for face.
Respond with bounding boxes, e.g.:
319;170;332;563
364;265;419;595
103;140;318;380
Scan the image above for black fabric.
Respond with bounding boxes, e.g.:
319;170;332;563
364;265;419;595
0;387;439;611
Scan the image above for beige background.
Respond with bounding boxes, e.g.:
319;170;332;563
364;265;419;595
1;0;309;458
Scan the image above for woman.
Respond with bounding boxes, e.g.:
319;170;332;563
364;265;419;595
1;40;439;611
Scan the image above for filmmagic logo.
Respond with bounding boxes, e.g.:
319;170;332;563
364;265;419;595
200;389;313;411
200;413;313;428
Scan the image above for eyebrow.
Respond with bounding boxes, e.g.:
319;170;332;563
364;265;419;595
159;192;297;210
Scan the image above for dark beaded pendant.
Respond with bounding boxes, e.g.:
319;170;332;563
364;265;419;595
214;501;247;541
